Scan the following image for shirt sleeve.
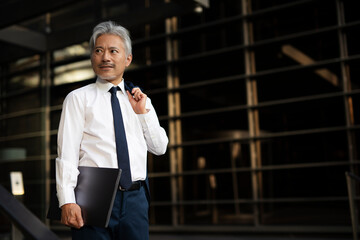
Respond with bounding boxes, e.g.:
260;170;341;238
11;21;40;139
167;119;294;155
137;98;168;155
56;91;84;207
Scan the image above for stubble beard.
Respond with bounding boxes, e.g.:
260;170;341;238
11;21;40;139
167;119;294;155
98;74;117;81
94;66;119;82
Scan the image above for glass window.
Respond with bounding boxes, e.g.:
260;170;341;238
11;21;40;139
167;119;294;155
5;92;41;113
54;60;94;85
7;71;40;92
0;113;41;137
53;42;90;62
9;55;40;73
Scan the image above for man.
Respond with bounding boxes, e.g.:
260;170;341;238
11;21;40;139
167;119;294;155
56;21;168;240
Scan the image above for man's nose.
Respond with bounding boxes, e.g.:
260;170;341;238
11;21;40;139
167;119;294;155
102;51;110;61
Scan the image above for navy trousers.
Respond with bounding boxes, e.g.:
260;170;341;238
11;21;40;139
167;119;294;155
71;185;149;240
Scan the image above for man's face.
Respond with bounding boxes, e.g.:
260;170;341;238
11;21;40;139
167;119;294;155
91;34;132;85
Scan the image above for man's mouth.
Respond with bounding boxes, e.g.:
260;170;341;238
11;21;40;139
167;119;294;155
99;64;114;69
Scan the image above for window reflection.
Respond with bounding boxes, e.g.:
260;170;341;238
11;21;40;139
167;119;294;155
9;55;40;73
9;71;40;91
54;60;94;85
54;42;89;61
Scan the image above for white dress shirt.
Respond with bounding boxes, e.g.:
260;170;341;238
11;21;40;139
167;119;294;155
56;78;168;207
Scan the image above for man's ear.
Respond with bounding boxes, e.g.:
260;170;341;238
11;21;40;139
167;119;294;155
125;54;132;67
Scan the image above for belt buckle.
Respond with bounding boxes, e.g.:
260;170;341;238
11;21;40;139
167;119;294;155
119;185;126;191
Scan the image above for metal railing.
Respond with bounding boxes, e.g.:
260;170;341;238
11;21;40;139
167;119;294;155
346;172;360;240
0;184;59;240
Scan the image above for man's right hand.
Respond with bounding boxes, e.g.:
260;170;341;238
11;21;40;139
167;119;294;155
61;203;84;229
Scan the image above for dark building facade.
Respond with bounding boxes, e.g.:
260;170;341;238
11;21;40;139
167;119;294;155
0;0;359;236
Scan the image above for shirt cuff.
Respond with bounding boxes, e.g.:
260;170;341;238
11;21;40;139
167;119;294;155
137;109;157;128
56;187;76;207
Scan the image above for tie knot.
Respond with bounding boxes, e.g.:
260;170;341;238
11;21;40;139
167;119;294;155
109;86;120;95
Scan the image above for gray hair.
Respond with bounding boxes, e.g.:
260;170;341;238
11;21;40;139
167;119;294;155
89;21;132;57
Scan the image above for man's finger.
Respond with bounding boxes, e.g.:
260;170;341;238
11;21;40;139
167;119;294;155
65;214;83;229
76;211;84;228
61;203;84;229
127;91;135;102
131;87;140;95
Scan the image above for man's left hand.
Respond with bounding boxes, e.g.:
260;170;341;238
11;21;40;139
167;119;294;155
127;87;148;114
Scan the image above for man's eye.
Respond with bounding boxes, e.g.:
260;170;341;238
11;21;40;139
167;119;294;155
95;49;102;53
111;50;118;53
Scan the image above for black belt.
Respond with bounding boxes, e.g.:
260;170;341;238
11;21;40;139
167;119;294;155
119;180;145;191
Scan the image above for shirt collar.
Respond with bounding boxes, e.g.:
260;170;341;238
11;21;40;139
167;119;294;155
96;77;126;94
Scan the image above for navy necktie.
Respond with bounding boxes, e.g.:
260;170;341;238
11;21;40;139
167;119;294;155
109;86;132;189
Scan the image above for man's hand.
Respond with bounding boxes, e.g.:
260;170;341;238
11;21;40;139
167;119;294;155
127;87;148;114
61;203;84;229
